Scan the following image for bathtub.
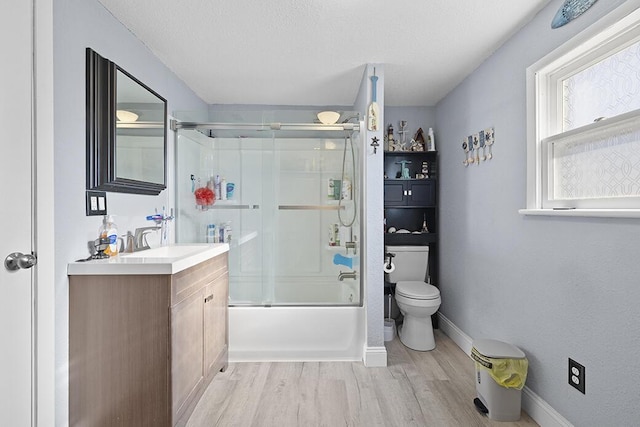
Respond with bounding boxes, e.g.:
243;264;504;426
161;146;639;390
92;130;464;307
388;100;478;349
228;305;365;362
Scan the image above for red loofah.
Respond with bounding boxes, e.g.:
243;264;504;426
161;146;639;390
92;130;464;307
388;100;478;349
195;187;215;206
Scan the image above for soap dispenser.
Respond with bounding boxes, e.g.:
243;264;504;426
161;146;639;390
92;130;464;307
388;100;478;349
99;215;119;256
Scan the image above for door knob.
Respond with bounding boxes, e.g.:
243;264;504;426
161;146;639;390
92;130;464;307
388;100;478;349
4;252;38;271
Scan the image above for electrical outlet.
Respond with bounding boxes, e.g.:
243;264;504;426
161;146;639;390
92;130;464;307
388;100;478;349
568;358;585;394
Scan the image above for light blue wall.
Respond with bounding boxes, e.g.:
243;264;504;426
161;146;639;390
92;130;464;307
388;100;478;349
435;1;639;425
53;0;206;424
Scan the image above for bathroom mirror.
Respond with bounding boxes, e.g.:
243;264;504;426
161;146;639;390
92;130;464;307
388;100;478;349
86;48;167;195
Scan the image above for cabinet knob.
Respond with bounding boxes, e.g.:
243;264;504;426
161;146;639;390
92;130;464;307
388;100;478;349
204;294;214;303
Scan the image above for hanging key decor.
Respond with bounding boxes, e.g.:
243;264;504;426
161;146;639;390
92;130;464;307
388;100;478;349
467;136;475;165
462;140;470;167
485;127;495;160
460;127;495;168
472;134;480;165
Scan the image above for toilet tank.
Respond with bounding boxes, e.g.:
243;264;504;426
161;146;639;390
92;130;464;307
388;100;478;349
385;245;429;283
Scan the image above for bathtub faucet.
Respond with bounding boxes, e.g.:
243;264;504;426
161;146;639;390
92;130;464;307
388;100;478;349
338;270;357;281
345;241;357;255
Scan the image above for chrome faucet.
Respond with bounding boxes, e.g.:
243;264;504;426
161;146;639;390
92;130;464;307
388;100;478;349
338;270;357;281
133;226;161;251
118;231;135;253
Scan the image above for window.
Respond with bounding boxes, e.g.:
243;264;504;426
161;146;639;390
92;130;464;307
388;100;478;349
525;4;640;214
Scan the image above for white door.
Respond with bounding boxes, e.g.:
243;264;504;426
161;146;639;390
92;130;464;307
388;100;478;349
1;0;36;425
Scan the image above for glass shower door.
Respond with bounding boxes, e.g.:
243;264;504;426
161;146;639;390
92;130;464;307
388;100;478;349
176;128;361;307
175;130;272;304
272;137;359;305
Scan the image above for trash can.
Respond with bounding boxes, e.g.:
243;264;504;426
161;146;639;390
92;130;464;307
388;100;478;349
471;339;528;422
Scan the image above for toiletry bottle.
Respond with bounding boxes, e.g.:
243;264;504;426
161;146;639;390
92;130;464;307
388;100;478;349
221;177;227;200
215;175;221;200
341;178;351;200
333;180;342;200
206;224;216;243
224;221;232;243
226;182;235;199
101;215;119;256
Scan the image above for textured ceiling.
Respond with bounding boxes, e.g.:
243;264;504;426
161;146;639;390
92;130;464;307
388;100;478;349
97;0;551;107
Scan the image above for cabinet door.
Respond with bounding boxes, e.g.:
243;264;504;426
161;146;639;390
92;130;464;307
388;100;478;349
171;290;204;420
408;180;435;206
204;272;229;377
384;181;406;206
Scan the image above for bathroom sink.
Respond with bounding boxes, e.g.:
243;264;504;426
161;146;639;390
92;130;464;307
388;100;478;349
121;245;212;259
68;243;229;275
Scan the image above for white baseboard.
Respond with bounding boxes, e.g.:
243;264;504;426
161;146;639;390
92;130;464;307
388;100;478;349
437;313;573;427
363;345;387;367
522;387;573;427
438;313;473;355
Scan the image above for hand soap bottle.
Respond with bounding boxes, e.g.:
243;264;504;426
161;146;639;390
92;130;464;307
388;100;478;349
99;215;119;256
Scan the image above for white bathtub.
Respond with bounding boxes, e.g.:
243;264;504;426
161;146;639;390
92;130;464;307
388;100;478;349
229;305;365;362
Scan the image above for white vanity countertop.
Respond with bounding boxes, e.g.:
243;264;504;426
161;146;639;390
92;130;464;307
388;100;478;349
67;243;229;275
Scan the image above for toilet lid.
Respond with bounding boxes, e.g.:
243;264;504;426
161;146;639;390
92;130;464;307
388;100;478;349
396;281;440;300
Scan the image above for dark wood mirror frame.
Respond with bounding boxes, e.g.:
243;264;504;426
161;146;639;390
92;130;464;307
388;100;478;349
86;48;167;195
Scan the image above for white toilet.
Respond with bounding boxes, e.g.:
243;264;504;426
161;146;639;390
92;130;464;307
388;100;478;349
385;245;441;351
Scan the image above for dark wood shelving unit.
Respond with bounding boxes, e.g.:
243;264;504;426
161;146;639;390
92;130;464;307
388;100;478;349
384;150;438;287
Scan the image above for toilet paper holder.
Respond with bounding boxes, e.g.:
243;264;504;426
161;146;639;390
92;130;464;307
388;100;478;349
384;252;396;273
385;252;395;269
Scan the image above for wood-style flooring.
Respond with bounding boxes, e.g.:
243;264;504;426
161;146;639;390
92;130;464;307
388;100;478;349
187;330;538;426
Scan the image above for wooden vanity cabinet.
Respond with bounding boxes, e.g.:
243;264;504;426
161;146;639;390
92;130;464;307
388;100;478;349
170;252;229;423
69;252;228;427
204;276;228;376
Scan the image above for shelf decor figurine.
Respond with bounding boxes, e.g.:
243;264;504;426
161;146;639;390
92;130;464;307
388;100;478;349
413;128;426;151
385;124;396;151
398;120;408;150
396;160;411;179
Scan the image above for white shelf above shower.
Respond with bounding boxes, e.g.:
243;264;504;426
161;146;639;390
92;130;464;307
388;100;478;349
326;245;356;252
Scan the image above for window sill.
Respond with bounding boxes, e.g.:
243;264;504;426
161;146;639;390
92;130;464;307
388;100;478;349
519;209;640;218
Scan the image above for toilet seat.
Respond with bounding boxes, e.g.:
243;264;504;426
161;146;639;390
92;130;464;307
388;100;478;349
396;281;440;300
